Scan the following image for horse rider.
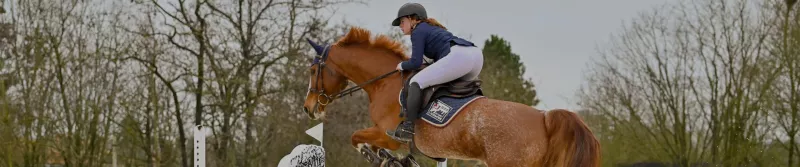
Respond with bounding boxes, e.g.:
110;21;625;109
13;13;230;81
386;2;484;143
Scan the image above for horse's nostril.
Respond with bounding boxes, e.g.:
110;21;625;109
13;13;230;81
303;107;316;119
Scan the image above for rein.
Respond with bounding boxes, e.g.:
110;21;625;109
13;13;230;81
335;70;400;98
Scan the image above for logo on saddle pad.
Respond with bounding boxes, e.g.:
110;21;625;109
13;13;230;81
427;100;453;122
419;95;484;127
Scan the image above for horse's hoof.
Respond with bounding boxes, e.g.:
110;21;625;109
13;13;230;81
358;143;383;166
380;158;389;167
377;148;393;159
380;158;402;167
400;155;419;167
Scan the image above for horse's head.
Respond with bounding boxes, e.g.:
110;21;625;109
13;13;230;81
302;39;348;120
301;27;409;120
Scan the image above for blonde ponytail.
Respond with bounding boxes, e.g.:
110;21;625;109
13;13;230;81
423;18;447;30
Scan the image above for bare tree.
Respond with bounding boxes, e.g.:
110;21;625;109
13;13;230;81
0;0;133;166
579;0;781;166
136;0;359;166
766;0;800;166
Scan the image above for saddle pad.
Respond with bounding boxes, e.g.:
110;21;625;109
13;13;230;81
399;90;485;127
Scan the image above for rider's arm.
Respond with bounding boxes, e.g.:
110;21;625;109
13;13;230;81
400;28;427;70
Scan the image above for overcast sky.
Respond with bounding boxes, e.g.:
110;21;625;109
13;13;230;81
327;0;673;110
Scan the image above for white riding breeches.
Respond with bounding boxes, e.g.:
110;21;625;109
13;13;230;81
409;45;484;89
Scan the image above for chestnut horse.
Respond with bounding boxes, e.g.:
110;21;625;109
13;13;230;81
301;27;600;167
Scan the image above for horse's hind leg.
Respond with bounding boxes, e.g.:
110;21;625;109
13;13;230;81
351;126;402;151
484;157;530;167
483;142;540;167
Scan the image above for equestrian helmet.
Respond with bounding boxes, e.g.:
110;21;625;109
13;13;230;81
391;3;427;26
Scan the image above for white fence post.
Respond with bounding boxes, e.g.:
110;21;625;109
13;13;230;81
436;159;447;167
194;126;206;167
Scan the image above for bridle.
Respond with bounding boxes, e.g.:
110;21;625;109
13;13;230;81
307;44;401;111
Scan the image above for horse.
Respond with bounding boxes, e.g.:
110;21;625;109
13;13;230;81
301;27;600;167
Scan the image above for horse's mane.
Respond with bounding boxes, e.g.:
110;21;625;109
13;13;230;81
334;27;409;60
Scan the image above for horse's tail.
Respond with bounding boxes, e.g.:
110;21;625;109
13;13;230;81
542;109;601;167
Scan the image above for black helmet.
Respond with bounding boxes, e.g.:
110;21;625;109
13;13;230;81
391;3;427;26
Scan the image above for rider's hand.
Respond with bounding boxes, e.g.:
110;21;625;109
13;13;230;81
396;63;403;71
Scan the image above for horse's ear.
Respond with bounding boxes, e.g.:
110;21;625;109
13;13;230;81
306;38;324;56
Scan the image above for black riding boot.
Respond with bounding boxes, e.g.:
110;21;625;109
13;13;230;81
387;82;422;143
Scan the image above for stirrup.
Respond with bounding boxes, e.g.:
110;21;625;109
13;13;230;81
386;124;414;142
386;130;413;143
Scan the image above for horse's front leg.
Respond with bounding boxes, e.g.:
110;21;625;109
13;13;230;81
351;126;403;151
351;126;406;166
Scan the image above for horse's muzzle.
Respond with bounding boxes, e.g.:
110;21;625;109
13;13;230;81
304;107;316;120
304;103;322;120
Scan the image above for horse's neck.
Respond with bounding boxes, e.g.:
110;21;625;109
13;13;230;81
332;48;405;102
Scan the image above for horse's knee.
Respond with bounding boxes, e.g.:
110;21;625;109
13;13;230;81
351;128;381;146
351;133;367;147
350;127;404;151
350;136;360;148
351;134;371;146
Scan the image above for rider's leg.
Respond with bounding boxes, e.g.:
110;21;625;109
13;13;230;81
410;45;483;89
387;45;484;142
456;46;484;81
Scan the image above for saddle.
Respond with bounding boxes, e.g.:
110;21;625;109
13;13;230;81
399;70;484;118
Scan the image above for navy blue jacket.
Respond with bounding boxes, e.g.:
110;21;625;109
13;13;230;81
400;22;476;70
